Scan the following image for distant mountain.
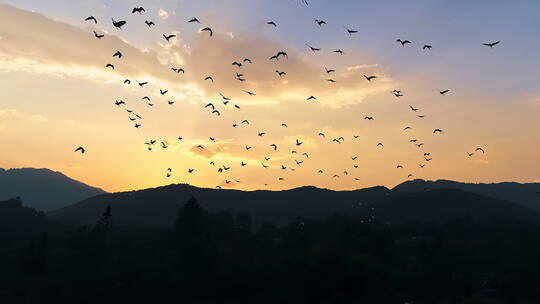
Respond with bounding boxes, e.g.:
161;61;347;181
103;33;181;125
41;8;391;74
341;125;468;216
393;179;540;210
363;188;540;224
0;168;106;211
48;184;390;227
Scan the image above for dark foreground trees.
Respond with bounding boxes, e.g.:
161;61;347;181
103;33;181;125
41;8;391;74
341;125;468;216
1;197;540;304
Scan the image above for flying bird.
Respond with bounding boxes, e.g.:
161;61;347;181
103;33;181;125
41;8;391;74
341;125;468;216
306;44;321;52
145;20;155;27
85;16;97;23
423;44;432;50
112;18;127;29
439;89;450;95
188;18;200;23
136;81;148;87
93;31;104;39
377;143;384;147
475;147;485;154
306;96;317;101
433;129;444;134
483;41;501;48
112;51;123;58
163;34;176;42
74;146;85;154
132;7;145;14
364;75;377;82
201;27;213;36
204;76;214;82
267;21;277;27
105;63;114;69
344;27;358;35
396;39;411;46
295;139;303;146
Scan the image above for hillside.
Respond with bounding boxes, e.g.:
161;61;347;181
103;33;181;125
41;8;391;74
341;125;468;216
393;179;540;210
365;188;540;224
48;183;390;227
0;168;106;211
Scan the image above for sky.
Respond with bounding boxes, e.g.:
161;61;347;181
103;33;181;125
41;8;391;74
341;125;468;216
0;0;539;192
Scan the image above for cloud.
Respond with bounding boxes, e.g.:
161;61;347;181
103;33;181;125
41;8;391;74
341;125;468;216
157;8;169;20
0;3;393;109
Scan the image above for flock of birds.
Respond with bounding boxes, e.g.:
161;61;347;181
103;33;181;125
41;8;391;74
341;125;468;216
75;3;497;189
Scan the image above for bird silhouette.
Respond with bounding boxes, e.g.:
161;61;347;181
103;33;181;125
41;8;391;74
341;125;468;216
364;75;377;82
145;20;155;27
85;16;97;23
112;18;127;29
132;7;145;14
112;51;123;58
188;18;200;23
433;129;444;134
201;27;213;36
377;143;384;147
275;70;286;77
93;31;104;39
74;146;85;154
423;44;432;50
483;41;501;48
334;49;345;55
105;63;114;69
136;81;148;87
306;96;317;101
439;89;450;95
163;34;176;42
204;76;214;82
475;147;485;154
306;44;321;51
267;21;277;27
270;144;278;150
344;27;358;35
397;39;411;46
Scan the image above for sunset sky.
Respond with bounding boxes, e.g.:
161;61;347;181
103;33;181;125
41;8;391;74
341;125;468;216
0;0;539;193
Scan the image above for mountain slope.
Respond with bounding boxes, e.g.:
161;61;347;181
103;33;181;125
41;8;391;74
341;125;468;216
0;168;106;211
48;184;390;227
393;179;540;210
365;188;540;224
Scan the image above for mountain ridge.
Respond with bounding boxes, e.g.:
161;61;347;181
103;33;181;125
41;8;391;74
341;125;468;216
0;167;106;211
